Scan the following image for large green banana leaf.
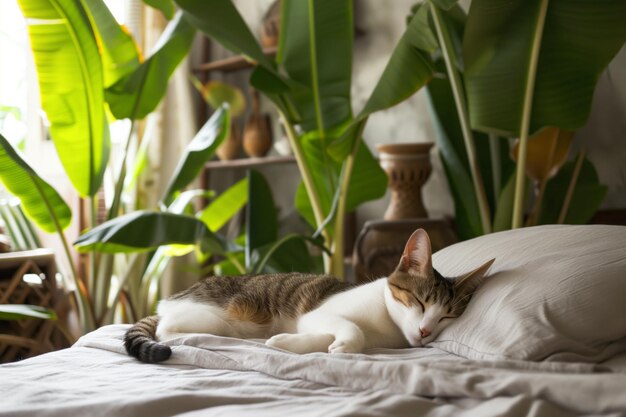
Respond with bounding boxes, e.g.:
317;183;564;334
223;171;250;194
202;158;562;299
167;189;215;215
251;234;321;274
464;0;626;136
245;170;278;269
328;3;434;160
81;0;141;86
0;305;57;320
161;106;230;203
539;157;607;225
143;0;175;20
18;0;110;197
105;12;195;120
0;134;71;233
198;178;248;232
174;0;293;115
74;211;224;254
175;0;275;70
295;133;386;230
279;0;353;131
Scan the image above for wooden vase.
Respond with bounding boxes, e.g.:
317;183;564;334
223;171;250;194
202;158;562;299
377;142;434;220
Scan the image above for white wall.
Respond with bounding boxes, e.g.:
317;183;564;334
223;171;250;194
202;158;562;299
573;45;626;209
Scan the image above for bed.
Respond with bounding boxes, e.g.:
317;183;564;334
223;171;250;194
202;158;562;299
1;225;625;417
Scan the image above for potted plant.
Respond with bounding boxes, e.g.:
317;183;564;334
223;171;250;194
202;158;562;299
407;0;626;238
174;0;444;278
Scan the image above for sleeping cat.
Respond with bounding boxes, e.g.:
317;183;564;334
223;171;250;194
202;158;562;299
124;229;494;363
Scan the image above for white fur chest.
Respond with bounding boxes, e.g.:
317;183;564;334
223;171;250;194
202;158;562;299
317;279;409;349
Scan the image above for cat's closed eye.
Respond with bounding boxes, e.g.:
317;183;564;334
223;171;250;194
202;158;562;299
438;316;456;323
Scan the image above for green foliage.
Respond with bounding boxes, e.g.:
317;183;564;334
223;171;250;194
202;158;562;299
176;0;275;69
328;3;435;160
74;211;225;254
464;0;626;137
0;134;71;233
0;304;57;320
11;2;211;332
162;106;230;204
245;170;278;269
143;0;175;19
191;78;247;118
174;0;448;277
17;0;110;198
539;158;608;225
422;0;623;236
198;178;248;232
105;12;196;120
81;0;141;86
279;0;353;131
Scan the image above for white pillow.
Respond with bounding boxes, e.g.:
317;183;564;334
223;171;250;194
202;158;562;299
430;225;626;362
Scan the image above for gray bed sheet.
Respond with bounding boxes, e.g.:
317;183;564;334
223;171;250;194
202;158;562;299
0;325;625;417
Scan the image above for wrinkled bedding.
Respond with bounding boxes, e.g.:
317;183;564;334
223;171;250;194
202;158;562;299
1;325;625;417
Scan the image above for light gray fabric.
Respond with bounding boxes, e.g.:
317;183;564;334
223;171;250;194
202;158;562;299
1;325;625;417
430;225;626;362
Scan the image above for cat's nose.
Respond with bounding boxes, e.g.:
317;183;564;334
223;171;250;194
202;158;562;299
420;328;430;338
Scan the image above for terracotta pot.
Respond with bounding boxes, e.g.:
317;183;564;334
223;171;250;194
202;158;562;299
243;90;273;157
377;142;434;220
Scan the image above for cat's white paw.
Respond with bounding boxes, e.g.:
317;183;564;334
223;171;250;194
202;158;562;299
328;339;362;354
266;333;297;351
266;333;333;354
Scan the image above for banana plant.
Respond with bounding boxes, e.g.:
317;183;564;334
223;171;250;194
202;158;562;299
0;105;230;332
2;0;202;333
175;0;438;279
417;0;623;238
75;168;324;321
463;0;626;229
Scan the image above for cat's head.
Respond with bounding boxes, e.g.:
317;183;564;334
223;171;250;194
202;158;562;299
384;229;495;347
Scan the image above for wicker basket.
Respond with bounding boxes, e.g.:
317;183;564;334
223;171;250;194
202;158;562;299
0;249;73;363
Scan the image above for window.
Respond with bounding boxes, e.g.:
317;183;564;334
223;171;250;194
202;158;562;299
0;1;28;150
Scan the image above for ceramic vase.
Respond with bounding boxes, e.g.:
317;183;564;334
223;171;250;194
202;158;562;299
377;142;434;220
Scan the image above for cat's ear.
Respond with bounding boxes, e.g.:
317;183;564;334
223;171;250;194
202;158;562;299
454;258;495;294
398;229;432;275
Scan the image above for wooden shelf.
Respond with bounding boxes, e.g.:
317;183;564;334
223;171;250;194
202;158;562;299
204;155;296;170
194;46;277;74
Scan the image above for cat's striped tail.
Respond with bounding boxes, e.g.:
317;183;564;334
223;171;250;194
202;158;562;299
124;315;172;363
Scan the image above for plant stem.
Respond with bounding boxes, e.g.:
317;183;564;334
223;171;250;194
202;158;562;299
96;122;136;324
430;3;491;234
307;0;324;139
94;254;114;324
525;180;547;227
488;134;501;198
306;0;336;191
88;196;99;323
330;120;366;280
278;112;332;270
525;132;558;227
108;121;135;220
103;253;144;324
227;252;246;274
512;0;549;229
558;150;585;224
31;178;94;331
